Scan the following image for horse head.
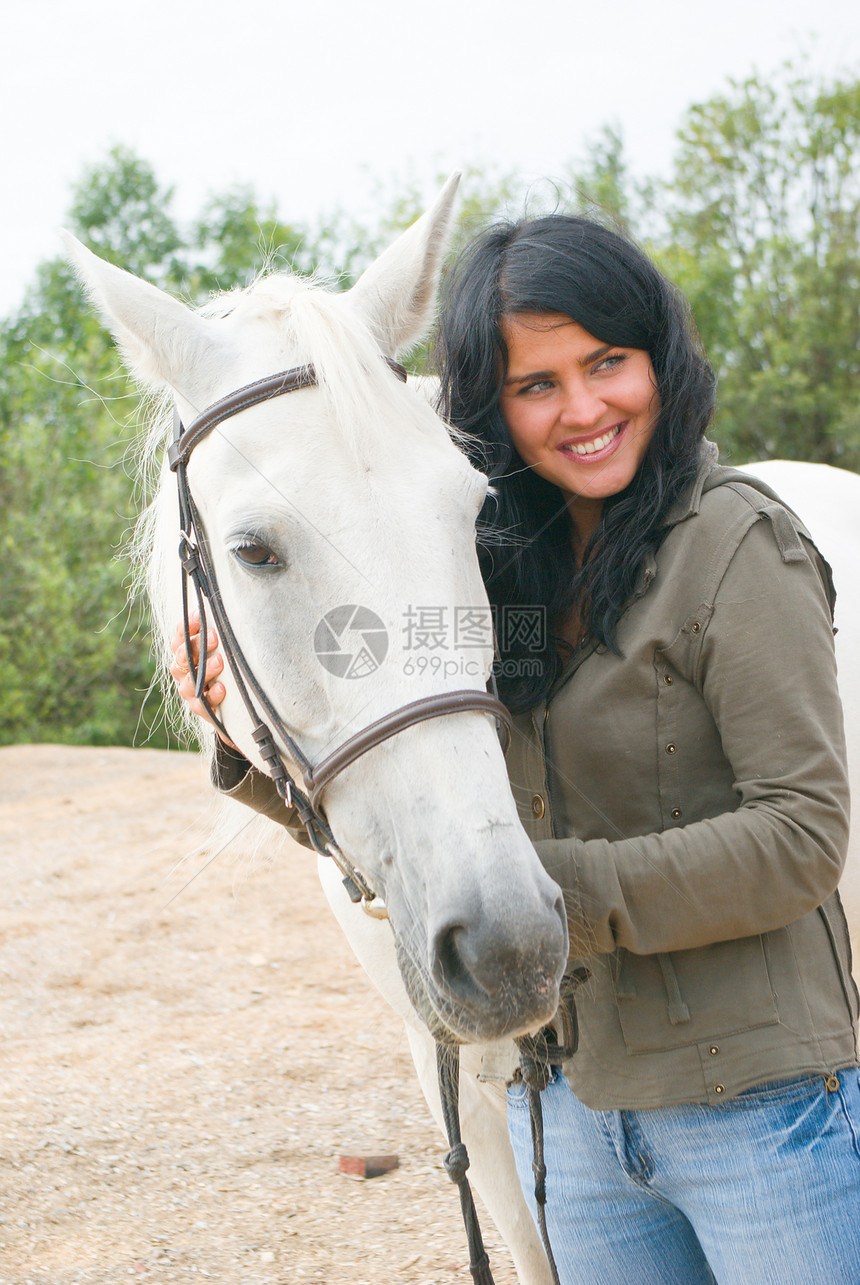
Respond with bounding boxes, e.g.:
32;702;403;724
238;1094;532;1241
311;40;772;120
64;177;569;1044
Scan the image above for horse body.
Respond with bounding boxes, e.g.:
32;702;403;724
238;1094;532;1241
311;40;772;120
64;187;858;1285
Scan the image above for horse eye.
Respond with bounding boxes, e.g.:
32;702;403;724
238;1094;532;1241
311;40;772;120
233;541;280;568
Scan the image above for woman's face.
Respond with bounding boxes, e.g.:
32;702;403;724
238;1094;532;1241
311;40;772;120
499;312;661;540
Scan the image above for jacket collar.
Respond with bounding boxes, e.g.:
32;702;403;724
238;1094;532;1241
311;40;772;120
662;440;720;528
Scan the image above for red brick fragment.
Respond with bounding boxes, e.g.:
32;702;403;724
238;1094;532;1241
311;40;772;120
338;1153;400;1179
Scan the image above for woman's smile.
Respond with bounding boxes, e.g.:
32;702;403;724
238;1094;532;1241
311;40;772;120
559;422;625;457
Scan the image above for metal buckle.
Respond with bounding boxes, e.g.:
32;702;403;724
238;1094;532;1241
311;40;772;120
361;895;390;921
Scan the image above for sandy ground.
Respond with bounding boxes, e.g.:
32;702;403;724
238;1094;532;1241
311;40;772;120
0;745;518;1285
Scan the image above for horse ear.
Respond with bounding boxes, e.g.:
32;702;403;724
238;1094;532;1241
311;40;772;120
347;173;460;357
61;231;226;395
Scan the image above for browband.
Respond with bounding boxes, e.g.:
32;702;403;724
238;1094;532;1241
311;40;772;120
168;358;407;471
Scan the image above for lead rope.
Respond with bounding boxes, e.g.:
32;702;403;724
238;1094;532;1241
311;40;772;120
436;1043;495;1285
514;1031;561;1285
432;640;526;1285
515;968;590;1285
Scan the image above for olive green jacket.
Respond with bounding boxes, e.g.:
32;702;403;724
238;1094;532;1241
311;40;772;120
504;445;857;1106
212;445;858;1107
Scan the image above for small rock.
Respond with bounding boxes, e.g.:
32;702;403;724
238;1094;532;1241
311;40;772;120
338;1153;400;1179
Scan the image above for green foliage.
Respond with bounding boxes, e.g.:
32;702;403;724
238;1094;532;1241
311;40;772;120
69;145;184;283
561;123;641;233
657;67;860;467
2;66;858;747
0;152;179;749
185;187;313;296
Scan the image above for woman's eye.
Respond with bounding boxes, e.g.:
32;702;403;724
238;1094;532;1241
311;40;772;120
594;353;626;374
520;379;554;395
233;542;279;568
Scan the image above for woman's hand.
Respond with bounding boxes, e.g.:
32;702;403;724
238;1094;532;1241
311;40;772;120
169;612;237;748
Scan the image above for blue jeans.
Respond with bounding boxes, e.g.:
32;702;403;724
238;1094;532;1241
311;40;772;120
507;1066;860;1285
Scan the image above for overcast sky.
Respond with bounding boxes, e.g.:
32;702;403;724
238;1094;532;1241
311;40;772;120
4;0;860;314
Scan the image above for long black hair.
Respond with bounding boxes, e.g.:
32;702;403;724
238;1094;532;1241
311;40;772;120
435;216;716;712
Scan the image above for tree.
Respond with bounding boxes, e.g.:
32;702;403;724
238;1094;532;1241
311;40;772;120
658;67;860;468
560;123;643;234
0;152;182;747
186;187;313;296
68;145;184;284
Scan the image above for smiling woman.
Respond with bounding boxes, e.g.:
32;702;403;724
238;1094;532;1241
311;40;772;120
431;211;860;1284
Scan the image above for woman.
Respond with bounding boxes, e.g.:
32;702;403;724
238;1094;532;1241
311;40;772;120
172;215;860;1283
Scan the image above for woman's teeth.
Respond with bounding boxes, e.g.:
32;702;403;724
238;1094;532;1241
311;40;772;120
565;424;622;456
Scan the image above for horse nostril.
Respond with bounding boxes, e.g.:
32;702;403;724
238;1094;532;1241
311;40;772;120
433;925;487;1001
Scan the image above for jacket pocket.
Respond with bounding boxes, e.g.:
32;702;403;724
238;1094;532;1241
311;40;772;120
614;936;780;1055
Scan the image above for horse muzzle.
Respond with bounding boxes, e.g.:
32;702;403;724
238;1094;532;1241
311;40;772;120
392;879;569;1044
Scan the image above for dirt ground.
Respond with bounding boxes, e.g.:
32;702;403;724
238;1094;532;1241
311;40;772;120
0;745;518;1285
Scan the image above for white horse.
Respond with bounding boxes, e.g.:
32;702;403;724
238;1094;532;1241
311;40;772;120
64;182;860;1285
64;178;568;1283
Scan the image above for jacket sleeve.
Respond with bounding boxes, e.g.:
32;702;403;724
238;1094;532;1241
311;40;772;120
535;517;851;957
211;740;315;850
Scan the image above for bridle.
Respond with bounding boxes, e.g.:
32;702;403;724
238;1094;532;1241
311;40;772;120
167;356;567;1285
168;357;512;917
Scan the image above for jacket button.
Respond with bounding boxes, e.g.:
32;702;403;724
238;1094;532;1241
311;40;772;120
708;1045;720;1056
691;621;702;634
713;1083;726;1095
665;743;677;754
663;674;673;685
531;794;546;819
671;807;682;819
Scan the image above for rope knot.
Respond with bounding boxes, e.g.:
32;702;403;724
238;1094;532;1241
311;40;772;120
532;1158;547;1206
516;1032;551;1091
519;1053;549;1091
443;1141;470;1185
